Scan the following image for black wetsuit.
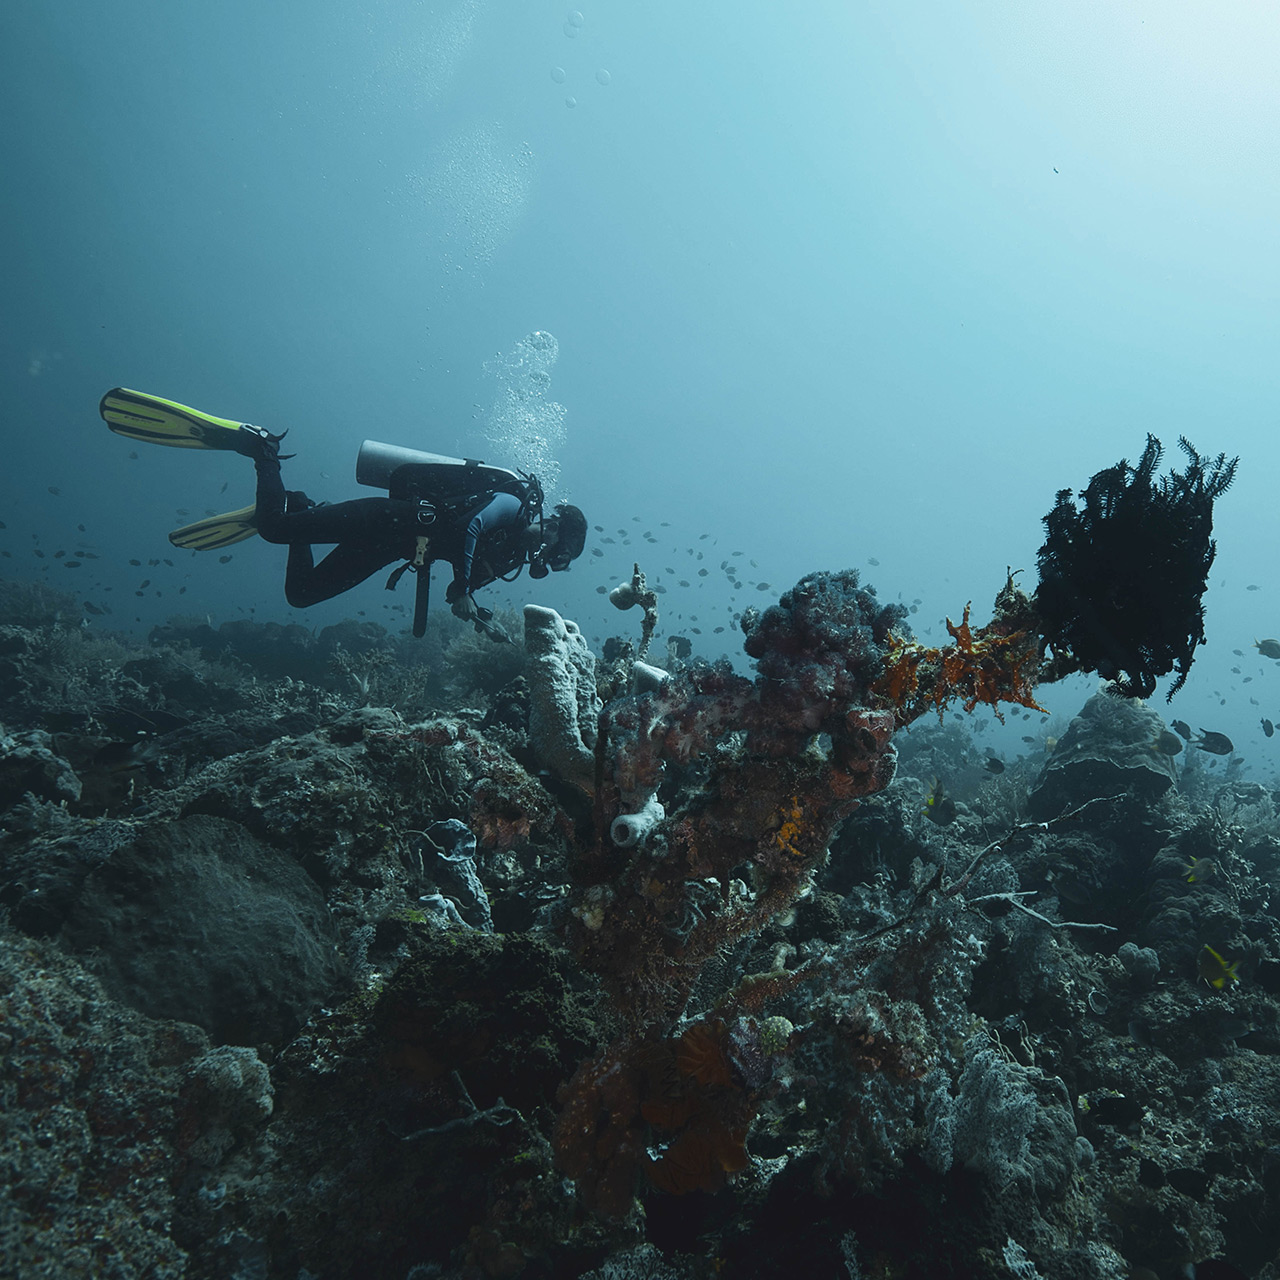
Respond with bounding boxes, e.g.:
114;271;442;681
251;453;531;608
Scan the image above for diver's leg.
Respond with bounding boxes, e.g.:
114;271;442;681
251;456;289;536
246;447;420;605
247;452;323;541
283;539;317;603
258;485;417;547
284;543;401;608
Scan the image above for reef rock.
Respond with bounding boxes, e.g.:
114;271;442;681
0;723;81;809
60;813;344;1046
1027;692;1177;820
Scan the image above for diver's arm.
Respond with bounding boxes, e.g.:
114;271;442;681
451;491;525;598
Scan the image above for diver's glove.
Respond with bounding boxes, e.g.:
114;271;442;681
285;490;318;513
451;593;511;643
451;593;483;623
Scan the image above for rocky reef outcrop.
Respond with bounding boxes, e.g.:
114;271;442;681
1;575;1278;1280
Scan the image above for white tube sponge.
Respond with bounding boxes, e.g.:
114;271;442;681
610;792;665;848
631;661;669;695
524;604;602;791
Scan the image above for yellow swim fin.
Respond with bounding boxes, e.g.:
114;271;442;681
100;387;254;450
169;504;259;551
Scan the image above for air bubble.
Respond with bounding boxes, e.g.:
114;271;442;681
551;66;566;83
595;68;611;86
409;122;533;273
481;332;568;499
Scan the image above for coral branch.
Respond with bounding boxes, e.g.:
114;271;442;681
870;575;1046;725
609;564;660;663
553;570;1056;1214
572;571;903;1036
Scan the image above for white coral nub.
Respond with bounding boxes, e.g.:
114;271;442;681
610;793;665;848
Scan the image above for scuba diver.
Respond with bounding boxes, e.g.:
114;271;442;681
99;387;587;639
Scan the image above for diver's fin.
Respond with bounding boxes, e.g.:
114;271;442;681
100;387;255;451
169;504;259;551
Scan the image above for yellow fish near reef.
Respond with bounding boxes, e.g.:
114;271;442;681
1198;945;1240;990
923;778;957;825
1184;856;1217;884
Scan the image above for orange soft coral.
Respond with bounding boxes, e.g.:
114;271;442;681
770;795;808;861
872;600;1046;725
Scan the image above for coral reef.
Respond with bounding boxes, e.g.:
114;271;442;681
578;570;902;1031
609;564;660;663
1026;692;1178;820
4;507;1280;1280
0;924;208;1279
58;814;344;1046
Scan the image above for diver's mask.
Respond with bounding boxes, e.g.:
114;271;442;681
529;537;573;578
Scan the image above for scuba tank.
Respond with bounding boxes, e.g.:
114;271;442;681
357;440;524;502
358;440;543;636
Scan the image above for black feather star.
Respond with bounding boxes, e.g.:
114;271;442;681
1033;435;1238;700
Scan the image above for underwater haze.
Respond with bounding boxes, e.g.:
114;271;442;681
3;0;1280;752
11;6;1280;1279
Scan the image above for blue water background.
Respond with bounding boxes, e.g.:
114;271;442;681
2;0;1278;761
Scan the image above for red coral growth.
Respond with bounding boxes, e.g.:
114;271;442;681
554;573;1049;1215
871;600;1046;725
576;701;897;1036
553;1042;646;1219
646;1116;751;1196
555;1016;783;1213
675;1019;735;1088
641;1019;759;1197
